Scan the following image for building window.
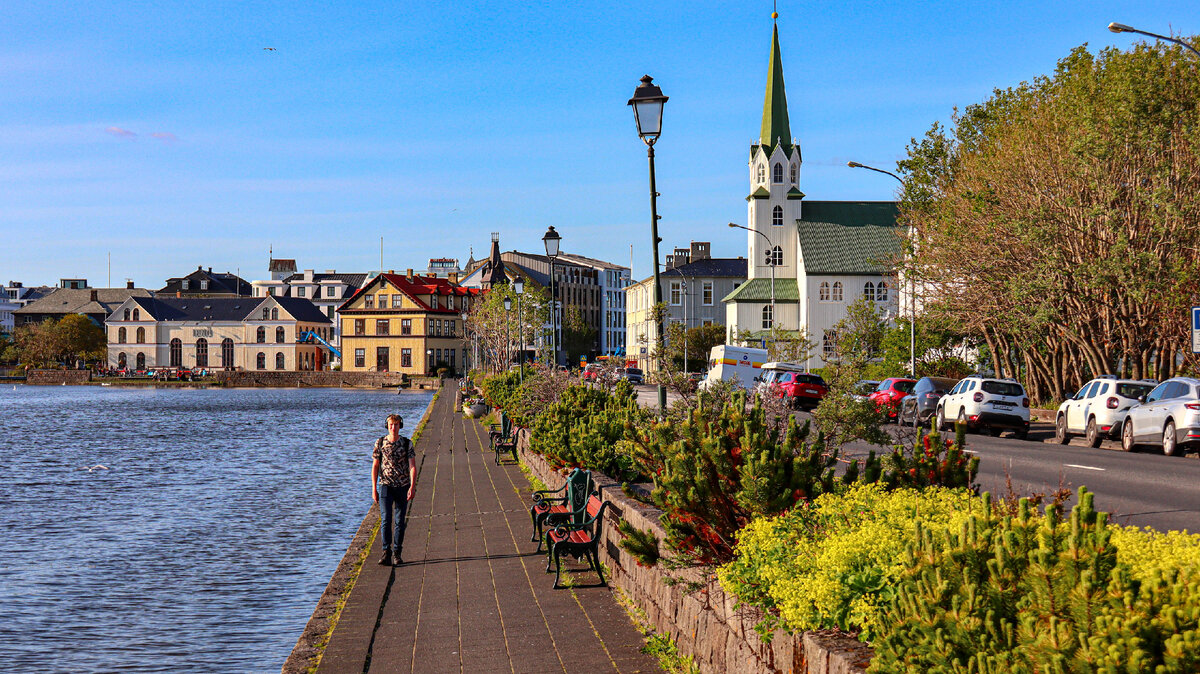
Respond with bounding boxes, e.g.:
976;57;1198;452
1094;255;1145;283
702;281;713;305
401;348;412;368
365;295;374;309
767;246;783;267
670;281;682;305
276;352;285;370
790;163;798;183
275;326;284;343
117;352;126;369
354;348;365;368
118;327;127;344
257;327;266;343
756;164;766;184
326;306;334;319
401;319;412;335
877;282;889;302
200;280;208;290
823;330;838;356
297;287;306;298
762;305;773;330
169;338;182;367
773;163;784;184
262;308;270;320
271;308;278;320
448;320;456;337
354;319;365;335
819;282;830;302
832;281;844;302
196;338;208;367
376;319;389;335
136;352;145;370
181;280;189;290
256;352;266;370
123;308;130;321
864;282;876;302
132;309;140;321
732;282;742;291
136;327;145;344
772;205;783;226
448;349;455;371
222;338;234;369
392;294;403;308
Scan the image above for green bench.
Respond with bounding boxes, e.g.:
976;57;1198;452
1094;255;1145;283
488;412;519;464
529;468;594;553
544;494;612;589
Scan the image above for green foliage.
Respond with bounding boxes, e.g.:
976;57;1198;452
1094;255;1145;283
11;315;106;368
869;488;1200;673
813;297;893;451
665;322;728;372
719;483;983;640
617;519;661;567
529;384;649;482
562;304;596;364
883;422;979;491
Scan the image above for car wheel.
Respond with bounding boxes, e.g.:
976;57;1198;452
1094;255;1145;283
1055;414;1069;444
1122;420;1137;452
936;406;946;432
1015;426;1029;440
987;427;1001;437
1163;420;1178;456
1085;417;1101;449
956;408;970;433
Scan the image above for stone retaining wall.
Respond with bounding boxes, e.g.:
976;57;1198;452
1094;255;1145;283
214;371;410;388
25;369;91;385
517;436;873;674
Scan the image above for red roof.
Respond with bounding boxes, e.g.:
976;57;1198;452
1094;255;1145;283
340;273;480;313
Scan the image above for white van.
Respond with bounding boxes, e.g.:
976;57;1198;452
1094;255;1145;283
700;346;768;390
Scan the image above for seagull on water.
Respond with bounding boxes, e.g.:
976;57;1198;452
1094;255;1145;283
84;465;109;472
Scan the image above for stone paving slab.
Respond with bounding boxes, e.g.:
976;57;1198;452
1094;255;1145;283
317;388;662;674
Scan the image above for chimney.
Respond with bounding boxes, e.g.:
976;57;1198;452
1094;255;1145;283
406;269;414;281
208;267;213;274
90;290;98;302
448;272;459;284
126;280;135;290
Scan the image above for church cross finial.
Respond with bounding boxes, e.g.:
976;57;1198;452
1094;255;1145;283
772;0;778;21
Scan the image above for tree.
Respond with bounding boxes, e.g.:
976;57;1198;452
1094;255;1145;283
813;298;892;450
561;304;596;365
765;325;815;365
465;281;551;373
899;40;1200;402
664;322;726;372
55;314;106;368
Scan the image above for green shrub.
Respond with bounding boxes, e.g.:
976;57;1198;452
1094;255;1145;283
719;483;982;640
529;384;648;482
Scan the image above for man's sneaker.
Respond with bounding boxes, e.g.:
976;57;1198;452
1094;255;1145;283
392;552;403;566
377;550;392;566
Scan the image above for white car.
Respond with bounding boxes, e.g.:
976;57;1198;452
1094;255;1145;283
936;375;1030;438
1054;376;1156;447
1121;377;1200;456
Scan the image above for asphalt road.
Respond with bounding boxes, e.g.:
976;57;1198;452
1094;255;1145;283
632;385;1200;533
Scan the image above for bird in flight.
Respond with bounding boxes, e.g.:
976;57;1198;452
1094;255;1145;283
263;47;276;51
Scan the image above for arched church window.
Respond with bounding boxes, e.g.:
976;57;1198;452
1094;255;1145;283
772;206;783;226
756;164;766;184
132;309;140;321
765;246;783;267
136;327;145;343
863;282;876;302
761;305;773;330
118;327;126;344
819;282;830;302
790;163;798;183
772;163;784;184
823;330;838;355
877;282;889;302
832;281;844;302
123;308;130;321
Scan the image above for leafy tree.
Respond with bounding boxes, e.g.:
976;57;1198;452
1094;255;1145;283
561;304;596;365
464;280;551;373
55;314;106;367
664;322;726;372
813;298;892;450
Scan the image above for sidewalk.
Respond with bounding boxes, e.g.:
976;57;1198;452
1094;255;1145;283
316;389;662;674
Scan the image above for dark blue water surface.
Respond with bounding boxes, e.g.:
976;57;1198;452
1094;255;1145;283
0;385;434;673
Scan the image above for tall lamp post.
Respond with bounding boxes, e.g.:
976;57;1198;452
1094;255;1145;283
1109;22;1200;57
629;74;669;412
542;226;561;367
514;277;524;382
728;222;775;343
503;295;513;372
847;160;914;378
461;310;471;372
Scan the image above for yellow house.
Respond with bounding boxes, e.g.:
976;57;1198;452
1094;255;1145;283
338;271;479;375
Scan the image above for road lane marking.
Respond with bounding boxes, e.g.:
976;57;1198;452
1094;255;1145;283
1064;464;1105;471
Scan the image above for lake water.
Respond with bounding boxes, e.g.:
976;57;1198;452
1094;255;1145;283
0;385;434;673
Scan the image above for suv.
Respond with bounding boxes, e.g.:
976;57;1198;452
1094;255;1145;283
867;378;916;422
779;372;828;410
1121;377;1200;455
1055;376;1156;448
936;375;1030;438
898;376;959;428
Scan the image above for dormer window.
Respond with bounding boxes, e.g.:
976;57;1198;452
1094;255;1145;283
772;205;783;226
200;280;208;290
790;163;798;183
756;164;766;184
772;163;784;184
181;280;189;290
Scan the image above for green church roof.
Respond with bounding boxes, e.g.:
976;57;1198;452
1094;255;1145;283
760;24;792;154
797;201;903;275
722;277;799;303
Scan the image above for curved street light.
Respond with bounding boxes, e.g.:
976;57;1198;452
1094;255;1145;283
1108;22;1200;58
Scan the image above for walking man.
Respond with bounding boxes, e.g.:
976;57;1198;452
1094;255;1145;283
372;413;417;566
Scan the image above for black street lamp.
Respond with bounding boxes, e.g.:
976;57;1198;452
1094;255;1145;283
542;226;561;367
1109;22;1200;58
628;74;669;412
514;277;524;382
503;295;513;372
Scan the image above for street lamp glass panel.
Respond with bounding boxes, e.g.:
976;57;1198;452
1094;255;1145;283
504;296;512;311
514;278;524;294
627;75;667;141
542;225;561;258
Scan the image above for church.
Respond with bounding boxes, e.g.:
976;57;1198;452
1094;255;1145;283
722;18;902;369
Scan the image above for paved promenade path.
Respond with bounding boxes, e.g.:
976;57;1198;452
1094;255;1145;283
317;389;662;674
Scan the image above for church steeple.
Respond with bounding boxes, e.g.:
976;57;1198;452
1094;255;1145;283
759;22;792;152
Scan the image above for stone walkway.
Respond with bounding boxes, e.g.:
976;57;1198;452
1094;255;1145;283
317;389;662;674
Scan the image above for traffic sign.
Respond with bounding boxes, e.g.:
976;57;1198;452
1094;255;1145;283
1193;306;1200;354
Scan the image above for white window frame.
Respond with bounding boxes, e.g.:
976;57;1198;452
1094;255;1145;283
669;281;682;306
702;281;713;306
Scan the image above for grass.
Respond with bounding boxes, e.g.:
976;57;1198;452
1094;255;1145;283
613;588;700;674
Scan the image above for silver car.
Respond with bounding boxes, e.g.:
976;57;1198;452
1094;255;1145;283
1121;377;1200;455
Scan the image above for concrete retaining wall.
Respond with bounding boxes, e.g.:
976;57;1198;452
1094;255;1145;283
517;437;873;674
25;369;91;385
213;371;410;388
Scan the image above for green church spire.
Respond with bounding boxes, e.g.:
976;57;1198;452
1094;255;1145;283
759;23;792;152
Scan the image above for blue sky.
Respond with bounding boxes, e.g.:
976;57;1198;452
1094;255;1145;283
3;1;1198;287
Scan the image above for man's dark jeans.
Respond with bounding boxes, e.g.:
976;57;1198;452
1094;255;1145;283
377;481;409;556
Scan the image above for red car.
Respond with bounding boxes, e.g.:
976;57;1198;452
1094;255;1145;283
868;378;917;421
774;371;829;410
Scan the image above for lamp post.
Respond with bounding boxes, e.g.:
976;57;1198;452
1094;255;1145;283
1108;22;1200;58
847;160;914;378
460;310;471;372
514;277;524;382
728;222;775;343
542;226;561;367
503;295;513;372
629;74;669;412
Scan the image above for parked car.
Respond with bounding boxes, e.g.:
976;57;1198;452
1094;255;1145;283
898;376;958;428
614;367;644;385
1121;377;1200;455
851;380;881;401
937;375;1030;438
1055;376;1156;447
774;372;828;410
867;378;917;422
581;363;602;382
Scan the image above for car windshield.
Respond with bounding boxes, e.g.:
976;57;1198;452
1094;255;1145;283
626;368;642;375
894;380;915;393
797;374;826;386
1116;383;1153;399
981;381;1024;397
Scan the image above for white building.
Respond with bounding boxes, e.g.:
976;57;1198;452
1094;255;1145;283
723;19;901;368
556;253;631;357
